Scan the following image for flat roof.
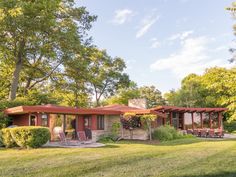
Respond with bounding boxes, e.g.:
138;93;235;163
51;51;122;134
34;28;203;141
4;104;228;116
151;106;228;113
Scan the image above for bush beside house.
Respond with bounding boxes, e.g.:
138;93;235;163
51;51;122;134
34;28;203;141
1;126;50;148
152;126;194;141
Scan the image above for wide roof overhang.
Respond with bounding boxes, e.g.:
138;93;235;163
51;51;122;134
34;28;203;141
150;106;228;113
4;105;121;115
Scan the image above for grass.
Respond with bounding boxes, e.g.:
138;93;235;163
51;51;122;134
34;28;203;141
1;138;236;177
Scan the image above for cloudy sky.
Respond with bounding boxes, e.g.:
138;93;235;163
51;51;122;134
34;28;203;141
78;0;235;93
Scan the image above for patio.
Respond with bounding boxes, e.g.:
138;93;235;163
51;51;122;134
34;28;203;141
43;141;105;148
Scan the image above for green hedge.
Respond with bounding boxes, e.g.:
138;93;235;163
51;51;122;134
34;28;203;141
223;121;236;133
152;126;184;141
0;131;3;147
1;128;17;148
1;126;50;148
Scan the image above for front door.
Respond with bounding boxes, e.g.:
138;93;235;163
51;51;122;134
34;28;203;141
29;115;36;126
83;116;92;139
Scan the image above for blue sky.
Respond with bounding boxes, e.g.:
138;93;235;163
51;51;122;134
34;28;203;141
78;0;235;93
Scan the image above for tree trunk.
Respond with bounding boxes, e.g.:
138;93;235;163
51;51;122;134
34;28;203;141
9;59;23;100
9;40;25;101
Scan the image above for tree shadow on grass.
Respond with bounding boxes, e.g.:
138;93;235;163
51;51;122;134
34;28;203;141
96;144;120;148
175;171;236;177
116;138;236;147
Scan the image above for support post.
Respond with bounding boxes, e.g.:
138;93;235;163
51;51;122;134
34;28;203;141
218;112;221;129
200;112;203;129
209;112;212;129
170;112;172;126
63;114;66;133
191;112;194;130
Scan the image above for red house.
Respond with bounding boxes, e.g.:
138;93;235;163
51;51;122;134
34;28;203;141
4;104;227;141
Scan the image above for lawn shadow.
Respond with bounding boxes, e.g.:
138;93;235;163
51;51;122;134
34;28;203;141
175;171;236;177
116;138;202;146
96;144;120;148
116;137;236;147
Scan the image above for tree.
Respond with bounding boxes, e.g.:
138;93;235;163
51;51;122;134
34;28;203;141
0;0;96;100
165;74;212;107
226;2;236;63
105;84;165;108
139;86;165;108
140;114;157;140
88;49;130;106
104;82;139;105
165;67;236;121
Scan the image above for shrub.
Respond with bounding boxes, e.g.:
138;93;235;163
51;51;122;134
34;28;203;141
98;134;118;143
10;126;50;148
0;131;3;147
152;125;184;141
1;128;17;148
224;121;236;133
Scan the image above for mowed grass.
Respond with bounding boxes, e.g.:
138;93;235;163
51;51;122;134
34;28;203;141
1;139;236;177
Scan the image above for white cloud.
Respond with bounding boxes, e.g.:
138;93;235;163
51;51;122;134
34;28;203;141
150;38;161;48
112;9;134;25
150;36;230;78
168;30;194;41
136;14;159;38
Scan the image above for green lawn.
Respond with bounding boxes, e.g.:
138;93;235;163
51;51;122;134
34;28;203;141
1;139;236;177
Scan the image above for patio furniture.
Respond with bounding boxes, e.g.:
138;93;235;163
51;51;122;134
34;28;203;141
207;129;215;138
200;129;207;137
193;129;199;137
77;131;93;144
215;129;224;138
58;131;80;146
187;129;193;134
85;128;92;139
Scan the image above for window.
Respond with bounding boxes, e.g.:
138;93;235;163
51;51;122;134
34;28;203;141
193;113;201;128
29;115;36;126
84;116;92;128
184;113;192;129
41;114;48;127
97;115;104;130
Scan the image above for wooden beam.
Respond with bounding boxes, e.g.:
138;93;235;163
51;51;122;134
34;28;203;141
191;112;194;130
200;112;203;129
218;112;222;129
209;112;212;129
63;114;66;133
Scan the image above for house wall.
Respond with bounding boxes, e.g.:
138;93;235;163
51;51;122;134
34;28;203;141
12;113;43;126
12;114;29;126
91;115;121;141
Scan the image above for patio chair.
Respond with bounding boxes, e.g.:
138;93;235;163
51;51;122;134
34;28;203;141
200;129;207;138
58;131;80;146
215;129;224;138
208;129;215;138
193;129;199;137
186;129;193;134
77;131;92;144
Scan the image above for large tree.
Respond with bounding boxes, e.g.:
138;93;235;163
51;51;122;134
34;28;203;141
165;67;236;121
87;49;130;106
0;0;96;100
105;84;165;108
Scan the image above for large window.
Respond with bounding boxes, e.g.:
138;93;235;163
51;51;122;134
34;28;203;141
203;113;210;128
41;114;48;127
193;113;201;128
212;113;219;129
184;113;192;129
166;113;171;125
97;115;104;130
84;116;92;128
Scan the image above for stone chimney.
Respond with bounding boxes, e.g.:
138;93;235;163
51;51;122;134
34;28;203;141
128;98;147;109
